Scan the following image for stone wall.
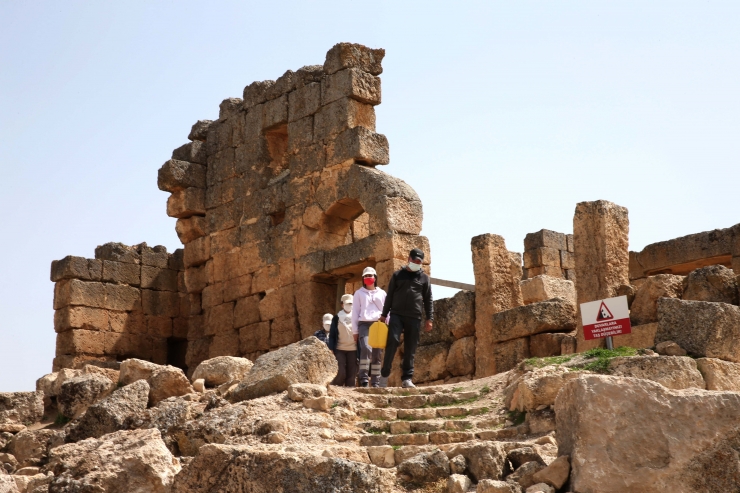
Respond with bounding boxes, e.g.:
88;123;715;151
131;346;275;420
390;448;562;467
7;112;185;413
522;229;575;283
51;243;188;371
629;223;740;280
50;43;430;375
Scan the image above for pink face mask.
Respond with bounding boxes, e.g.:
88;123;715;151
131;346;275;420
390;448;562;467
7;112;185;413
363;277;375;287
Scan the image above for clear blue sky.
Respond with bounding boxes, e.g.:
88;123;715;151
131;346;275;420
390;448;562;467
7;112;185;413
2;1;739;391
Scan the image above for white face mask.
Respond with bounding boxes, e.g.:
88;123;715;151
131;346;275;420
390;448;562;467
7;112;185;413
323;322;331;332
343;303;352;314
407;261;422;272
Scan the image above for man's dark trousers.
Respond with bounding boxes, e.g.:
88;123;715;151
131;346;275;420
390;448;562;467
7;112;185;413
381;314;420;382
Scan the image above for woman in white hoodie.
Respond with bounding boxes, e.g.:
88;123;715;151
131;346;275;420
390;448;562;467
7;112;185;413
352;266;387;387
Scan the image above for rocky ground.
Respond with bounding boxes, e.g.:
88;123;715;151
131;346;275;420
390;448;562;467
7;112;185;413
2;335;740;493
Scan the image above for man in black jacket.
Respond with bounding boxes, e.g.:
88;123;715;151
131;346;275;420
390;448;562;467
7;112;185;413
378;248;433;388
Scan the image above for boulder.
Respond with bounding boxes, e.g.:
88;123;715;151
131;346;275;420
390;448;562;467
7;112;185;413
608;356;705;390
430;290;475;340
172;404;250;456
445;441;508;481
508;461;545;489
507;447;544;469
526;484;554;493
477;479;522;493
7;430;64;468
446;337;475;376
556;374;740;492
696;358;740;391
127;396;206;453
366;446;395;468
397;450;450;484
525;408;556;434
491;298;576;343
414;343;449;383
287;383;327;401
303;396;333;411
56;374;115;419
0;393;44;427
0;476;19;493
148;367;194;406
449;454;467;474
520;276;575;306
656;298;740;362
507;366;580;412
229;337;337;402
171;444;397;492
66;380;150;441
655;341;687;356
119;359;193;405
12;471;53;493
47;429;179;493
119;359;161;385
683;264;738;305
531;455;570;490
447;474;472;493
191;356;253;387
629;274;684;325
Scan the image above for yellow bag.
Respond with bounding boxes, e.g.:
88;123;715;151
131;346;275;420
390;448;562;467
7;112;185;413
368;321;389;349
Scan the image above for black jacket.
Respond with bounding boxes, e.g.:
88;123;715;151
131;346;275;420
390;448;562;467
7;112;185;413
381;268;433;321
314;328;330;346
326;315;339;351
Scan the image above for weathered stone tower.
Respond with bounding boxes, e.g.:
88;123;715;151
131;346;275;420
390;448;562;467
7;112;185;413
50;43;429;374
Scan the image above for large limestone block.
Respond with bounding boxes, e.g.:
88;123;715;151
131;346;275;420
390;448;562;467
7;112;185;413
47;429;180;493
119;359;193;405
696;358;740;391
520;276;575;305
57;374;116;419
0;392;43;426
529;333;567;358
229;337;337;402
608;356;705;390
67;380;150;441
683;264;738;305
191;356;253;387
472;234;524;377
491;338;530;375
573;200;629;351
50;256;102;282
491;298;576;343
444;441;508;482
414;343;449;383
0;476;19;493
172;444;396;492
656;298;740;362
630;225;736;278
508;366;581;412
397;450;450;484
612;322;657;350
629;274;684;325
323;42;385;76
8;429;65;468
556;374;740;492
434;290;475;340
446;337;475;376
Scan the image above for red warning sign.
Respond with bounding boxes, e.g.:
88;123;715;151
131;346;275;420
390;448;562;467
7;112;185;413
581;296;631;340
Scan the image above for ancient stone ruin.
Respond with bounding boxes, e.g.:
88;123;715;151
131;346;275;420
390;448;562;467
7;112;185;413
4;41;740;493
47;41;740;387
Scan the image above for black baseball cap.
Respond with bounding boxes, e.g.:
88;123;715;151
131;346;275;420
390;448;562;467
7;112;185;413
409;248;425;261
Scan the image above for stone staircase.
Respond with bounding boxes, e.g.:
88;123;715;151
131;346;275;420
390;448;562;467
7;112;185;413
352;384;533;467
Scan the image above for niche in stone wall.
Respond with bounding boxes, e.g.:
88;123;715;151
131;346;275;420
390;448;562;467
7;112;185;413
265;124;289;177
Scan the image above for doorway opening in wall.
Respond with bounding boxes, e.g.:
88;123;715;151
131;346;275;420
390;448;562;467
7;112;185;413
167;338;188;373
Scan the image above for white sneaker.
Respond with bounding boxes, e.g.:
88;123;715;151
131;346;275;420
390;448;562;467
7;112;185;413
401;379;415;388
378;376;388;388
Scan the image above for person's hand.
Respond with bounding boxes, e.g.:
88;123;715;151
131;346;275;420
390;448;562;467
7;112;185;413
353;334;359;343
424;320;433;333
